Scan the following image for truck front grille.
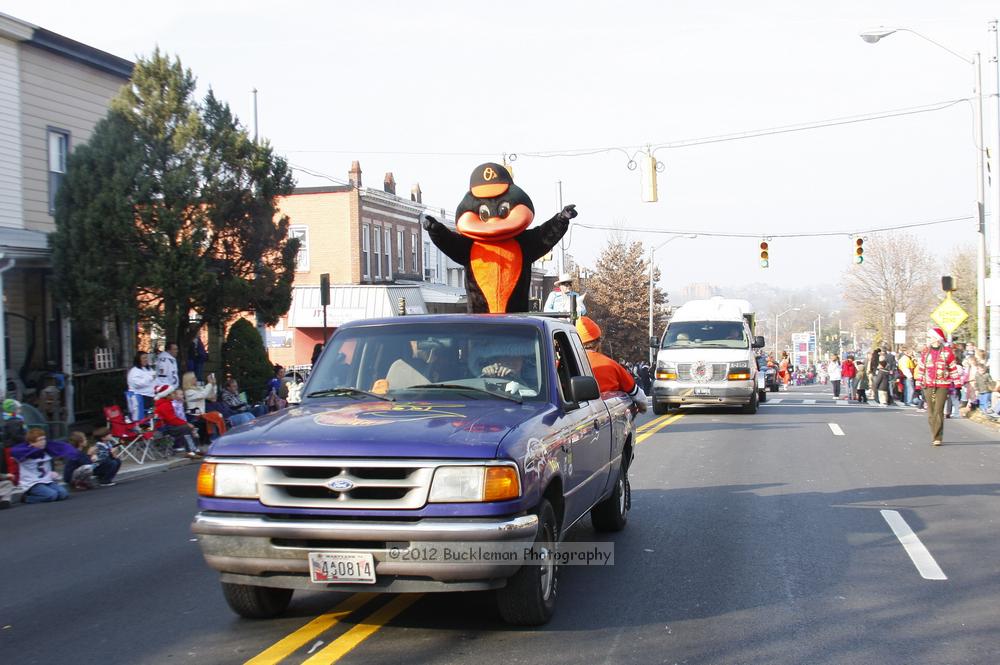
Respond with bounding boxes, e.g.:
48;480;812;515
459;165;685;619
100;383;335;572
255;459;436;510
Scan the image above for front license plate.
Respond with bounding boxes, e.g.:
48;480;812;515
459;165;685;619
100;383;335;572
308;551;376;584
693;387;711;396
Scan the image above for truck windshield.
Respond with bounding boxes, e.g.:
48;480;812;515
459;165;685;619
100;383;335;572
662;321;748;349
307;323;546;402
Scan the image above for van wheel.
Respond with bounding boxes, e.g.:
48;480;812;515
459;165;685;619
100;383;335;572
652;400;671;415
221;582;293;619
741;390;758;414
497;500;559;626
591;462;629;532
758;389;767;403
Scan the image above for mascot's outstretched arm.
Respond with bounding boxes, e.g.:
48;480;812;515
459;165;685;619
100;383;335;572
520;204;576;262
422;214;472;265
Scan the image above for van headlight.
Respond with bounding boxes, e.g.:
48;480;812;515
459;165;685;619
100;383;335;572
727;362;752;381
429;465;520;503
656;361;677;380
197;463;259;499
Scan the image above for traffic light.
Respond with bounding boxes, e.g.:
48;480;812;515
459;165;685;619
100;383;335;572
854;237;864;264
759;240;769;268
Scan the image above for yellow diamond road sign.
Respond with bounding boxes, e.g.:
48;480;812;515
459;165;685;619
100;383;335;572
931;294;969;335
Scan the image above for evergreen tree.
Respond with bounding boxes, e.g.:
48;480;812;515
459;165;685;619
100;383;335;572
224;318;274;403
51;50;299;363
586;237;669;361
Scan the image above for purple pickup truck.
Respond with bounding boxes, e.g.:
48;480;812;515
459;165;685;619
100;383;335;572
192;314;635;625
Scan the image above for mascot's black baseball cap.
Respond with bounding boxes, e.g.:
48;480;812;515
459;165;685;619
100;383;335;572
469;163;512;199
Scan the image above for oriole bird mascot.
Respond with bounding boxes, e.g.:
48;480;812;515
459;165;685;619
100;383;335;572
422;163;577;313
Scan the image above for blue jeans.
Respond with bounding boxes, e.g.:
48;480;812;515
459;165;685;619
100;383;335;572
904;378;914;405
228;412;255;427
845;377;854;398
979;393;993;413
24;482;69;503
94;458;121;484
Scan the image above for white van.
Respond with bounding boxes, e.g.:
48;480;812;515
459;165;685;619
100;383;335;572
650;297;766;414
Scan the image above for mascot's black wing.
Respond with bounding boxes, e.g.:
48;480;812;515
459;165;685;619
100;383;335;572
423;215;472;264
518;204;576;262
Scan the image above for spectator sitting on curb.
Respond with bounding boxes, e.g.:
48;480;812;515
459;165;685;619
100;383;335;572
11;429;76;503
91;426;122;486
1;436;18;509
154;385;201;458
62;431;98;490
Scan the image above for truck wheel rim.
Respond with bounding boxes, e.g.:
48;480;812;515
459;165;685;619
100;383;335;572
618;476;627;516
539;528;555;601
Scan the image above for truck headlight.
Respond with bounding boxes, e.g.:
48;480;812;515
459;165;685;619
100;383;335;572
197;463;259;499
429;465;520;503
656;361;677;380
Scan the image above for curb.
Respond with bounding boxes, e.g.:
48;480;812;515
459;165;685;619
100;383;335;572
118;457;199;481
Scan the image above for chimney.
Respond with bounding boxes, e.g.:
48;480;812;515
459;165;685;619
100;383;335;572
383;172;396;195
348;160;362;188
410;183;422;204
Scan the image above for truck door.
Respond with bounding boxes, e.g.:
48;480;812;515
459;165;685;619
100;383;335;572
570;332;619;499
552;331;609;520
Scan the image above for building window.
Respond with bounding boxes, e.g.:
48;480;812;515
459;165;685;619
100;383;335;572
48;129;69;214
423;241;432;281
384;229;391;278
362;223;370;278
397;230;405;272
411;232;417;274
373;227;382;278
289;225;309;272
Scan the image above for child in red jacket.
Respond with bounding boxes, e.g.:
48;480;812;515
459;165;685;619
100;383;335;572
154;385;201;458
1;441;17;508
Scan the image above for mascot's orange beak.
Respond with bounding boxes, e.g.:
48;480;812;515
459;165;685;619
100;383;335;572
456;204;534;241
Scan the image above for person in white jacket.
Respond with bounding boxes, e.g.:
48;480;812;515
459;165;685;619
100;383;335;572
155;343;180;393
182;371;225;439
126;351;157;420
828;356;843;399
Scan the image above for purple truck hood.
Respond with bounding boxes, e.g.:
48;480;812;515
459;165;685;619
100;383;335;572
209;399;547;459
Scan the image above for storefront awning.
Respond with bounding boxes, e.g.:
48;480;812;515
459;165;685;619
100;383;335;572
287;284;427;328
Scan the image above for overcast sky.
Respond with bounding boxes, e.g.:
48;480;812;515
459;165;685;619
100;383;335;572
9;0;999;295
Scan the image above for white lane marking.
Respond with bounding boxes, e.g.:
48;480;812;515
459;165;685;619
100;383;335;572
828;423;845;436
770;398;783;404
880;510;947;581
803;399;816;404
836;400;848;405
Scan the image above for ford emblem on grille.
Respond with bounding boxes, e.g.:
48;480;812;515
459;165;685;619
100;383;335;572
326;478;355;492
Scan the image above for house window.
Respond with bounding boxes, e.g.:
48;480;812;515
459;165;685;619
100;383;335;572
423;241;432;281
373;227;382;278
384;229;391;278
48;129;69;214
362;223;370;278
411;232;417;274
289;225;309;272
397;230;405;271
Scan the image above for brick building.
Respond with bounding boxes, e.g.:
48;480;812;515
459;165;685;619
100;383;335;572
267;162;466;367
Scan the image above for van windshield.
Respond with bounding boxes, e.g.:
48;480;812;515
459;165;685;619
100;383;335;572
663;321;748;349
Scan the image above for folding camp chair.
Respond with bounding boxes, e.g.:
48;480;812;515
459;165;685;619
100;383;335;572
103;405;165;464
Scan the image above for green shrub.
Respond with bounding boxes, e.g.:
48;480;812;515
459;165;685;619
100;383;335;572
224;318;272;403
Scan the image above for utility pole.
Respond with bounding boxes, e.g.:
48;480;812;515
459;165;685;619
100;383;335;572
252;87;259;142
989;20;1000;377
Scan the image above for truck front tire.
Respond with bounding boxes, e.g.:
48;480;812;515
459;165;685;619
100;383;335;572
741;390;759;414
497;500;559;626
221;582;294;619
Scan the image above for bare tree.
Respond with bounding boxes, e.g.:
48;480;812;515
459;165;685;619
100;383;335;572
842;233;938;349
585;235;669;362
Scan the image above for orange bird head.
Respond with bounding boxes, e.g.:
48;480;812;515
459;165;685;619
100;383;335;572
455;162;535;241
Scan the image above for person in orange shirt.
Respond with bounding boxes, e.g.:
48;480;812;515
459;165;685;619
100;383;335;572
575;316;647;413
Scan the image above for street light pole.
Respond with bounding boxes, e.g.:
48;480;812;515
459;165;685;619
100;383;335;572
989;19;1000;378
648;234;696;363
860;27;988;353
774;306;801;359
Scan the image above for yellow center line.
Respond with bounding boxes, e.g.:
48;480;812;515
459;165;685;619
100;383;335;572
301;593;423;664
636;413;684;444
244;592;376;665
636;414;670;432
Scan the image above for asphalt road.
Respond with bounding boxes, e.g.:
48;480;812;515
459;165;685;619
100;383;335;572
3;383;999;664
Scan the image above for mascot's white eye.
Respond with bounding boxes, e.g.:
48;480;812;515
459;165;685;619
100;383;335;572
497;202;511;219
478;204;491;221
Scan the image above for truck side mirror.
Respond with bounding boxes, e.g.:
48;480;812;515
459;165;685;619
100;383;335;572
570;376;600;403
753;336;765;349
649;336;659;349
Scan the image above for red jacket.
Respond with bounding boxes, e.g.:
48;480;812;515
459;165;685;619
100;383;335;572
840;361;856;379
1;446;18;485
155;398;189;427
916;345;960;389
